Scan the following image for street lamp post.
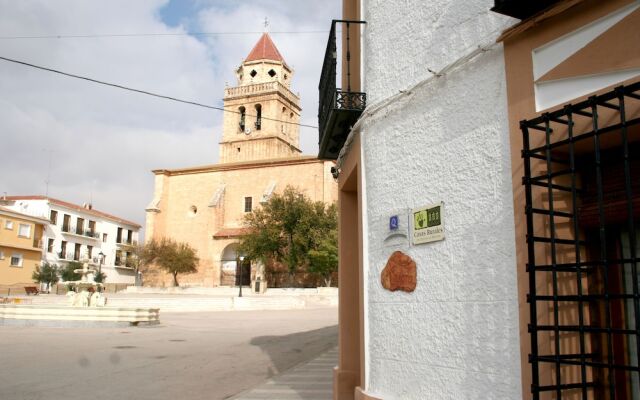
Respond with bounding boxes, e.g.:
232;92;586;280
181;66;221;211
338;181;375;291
238;256;245;297
98;251;105;292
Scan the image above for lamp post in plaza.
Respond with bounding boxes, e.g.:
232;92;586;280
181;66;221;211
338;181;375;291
98;251;105;292
238;255;245;297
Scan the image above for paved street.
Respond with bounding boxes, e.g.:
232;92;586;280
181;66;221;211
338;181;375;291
0;308;337;400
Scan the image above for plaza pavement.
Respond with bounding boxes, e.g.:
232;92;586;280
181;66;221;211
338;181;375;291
0;308;338;400
230;346;337;400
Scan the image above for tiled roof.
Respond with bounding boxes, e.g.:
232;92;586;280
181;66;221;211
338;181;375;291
3;195;141;228
0;206;50;225
213;228;248;238
245;33;287;64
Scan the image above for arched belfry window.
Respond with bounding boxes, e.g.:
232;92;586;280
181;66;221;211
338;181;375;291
238;106;246;132
255;104;262;130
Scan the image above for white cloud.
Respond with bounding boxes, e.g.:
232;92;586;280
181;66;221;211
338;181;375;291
0;0;340;233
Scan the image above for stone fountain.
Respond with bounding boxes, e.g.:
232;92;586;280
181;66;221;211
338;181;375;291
66;260;107;307
0;259;159;327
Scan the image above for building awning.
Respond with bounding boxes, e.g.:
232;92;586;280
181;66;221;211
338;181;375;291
213;228;248;239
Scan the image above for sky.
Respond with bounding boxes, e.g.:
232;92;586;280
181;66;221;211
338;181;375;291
0;0;341;233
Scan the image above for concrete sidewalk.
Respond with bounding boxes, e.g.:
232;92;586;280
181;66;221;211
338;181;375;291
230;347;337;400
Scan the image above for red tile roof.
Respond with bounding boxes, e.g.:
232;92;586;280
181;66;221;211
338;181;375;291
0;206;50;225
245;33;287;64
3;195;141;228
213;228;248;239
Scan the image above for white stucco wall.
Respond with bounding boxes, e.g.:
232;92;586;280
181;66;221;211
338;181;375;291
359;1;521;399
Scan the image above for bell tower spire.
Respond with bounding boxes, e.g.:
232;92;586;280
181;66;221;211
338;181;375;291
219;33;301;164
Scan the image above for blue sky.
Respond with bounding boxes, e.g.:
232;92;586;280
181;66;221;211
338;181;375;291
159;0;206;29
0;0;341;229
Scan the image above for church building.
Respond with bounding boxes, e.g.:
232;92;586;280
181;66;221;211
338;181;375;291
144;33;337;288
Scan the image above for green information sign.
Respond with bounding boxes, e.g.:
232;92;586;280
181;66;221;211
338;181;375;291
411;202;444;244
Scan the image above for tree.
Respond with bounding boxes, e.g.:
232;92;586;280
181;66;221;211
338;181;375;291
60;261;82;282
239;186;337;286
121;242;154;286
308;232;338;287
32;262;59;292
145;238;199;287
93;271;106;284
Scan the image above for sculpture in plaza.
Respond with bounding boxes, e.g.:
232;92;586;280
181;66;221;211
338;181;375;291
66;260;107;307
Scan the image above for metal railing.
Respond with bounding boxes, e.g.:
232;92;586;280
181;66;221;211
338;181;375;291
61;225;100;239
57;251;76;260
318;20;366;158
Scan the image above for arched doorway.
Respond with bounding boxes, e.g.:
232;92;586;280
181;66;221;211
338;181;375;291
235;257;251;287
220;244;251;287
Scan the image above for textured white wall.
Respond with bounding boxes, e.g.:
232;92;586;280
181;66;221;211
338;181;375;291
363;0;513;104
359;1;521;398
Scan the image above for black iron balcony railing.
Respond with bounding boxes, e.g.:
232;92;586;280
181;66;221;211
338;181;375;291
57;251;75;260
61;225;100;239
318;19;366;160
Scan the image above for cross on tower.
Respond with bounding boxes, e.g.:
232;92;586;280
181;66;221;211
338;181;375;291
263;17;269;32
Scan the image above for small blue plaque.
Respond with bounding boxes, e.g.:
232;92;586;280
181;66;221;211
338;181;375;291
389;215;399;231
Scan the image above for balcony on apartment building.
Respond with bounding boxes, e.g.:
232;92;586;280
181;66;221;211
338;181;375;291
116;237;137;246
60;224;100;240
491;0;561;19
57;251;78;261
318;19;366;160
114;255;134;269
116;229;137;247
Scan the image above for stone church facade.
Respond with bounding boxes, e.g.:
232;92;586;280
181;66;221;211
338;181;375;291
145;33;337;288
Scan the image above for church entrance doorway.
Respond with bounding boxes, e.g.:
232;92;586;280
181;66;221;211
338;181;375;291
220;244;251;287
235;258;251;287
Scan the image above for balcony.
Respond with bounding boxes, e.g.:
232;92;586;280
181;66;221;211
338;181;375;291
491;0;560;20
57;251;76;261
61;225;100;240
318;20;366;160
224;81;299;105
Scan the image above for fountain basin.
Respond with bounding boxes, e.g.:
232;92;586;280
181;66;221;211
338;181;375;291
0;304;159;327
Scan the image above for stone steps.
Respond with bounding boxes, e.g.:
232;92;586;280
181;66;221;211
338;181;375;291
25;295;334;312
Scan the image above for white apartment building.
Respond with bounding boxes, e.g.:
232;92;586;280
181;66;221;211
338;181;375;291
1;196;141;285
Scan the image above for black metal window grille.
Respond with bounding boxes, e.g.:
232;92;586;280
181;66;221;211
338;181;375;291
521;81;640;399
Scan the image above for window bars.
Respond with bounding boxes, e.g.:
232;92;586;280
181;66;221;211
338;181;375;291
521;81;640;399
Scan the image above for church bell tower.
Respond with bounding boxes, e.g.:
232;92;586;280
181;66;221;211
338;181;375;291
219;33;302;163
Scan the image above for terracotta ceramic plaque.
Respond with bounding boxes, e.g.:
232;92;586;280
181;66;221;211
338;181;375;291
381;251;416;292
